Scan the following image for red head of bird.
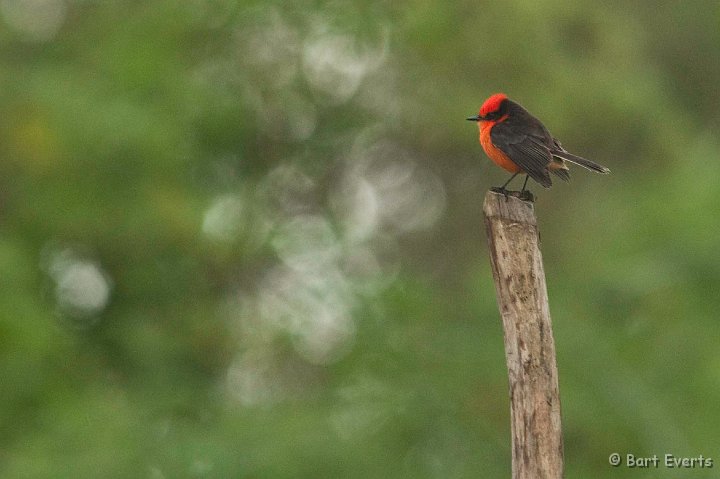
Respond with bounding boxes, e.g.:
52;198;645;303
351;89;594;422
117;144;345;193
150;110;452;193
478;93;508;118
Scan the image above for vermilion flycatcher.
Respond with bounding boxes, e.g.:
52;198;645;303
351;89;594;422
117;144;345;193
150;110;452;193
467;93;610;197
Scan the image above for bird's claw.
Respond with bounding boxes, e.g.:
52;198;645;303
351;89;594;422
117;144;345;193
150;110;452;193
490;186;511;201
518;190;535;202
490;187;535;203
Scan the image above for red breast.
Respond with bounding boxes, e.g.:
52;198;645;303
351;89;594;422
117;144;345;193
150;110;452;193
478;119;521;173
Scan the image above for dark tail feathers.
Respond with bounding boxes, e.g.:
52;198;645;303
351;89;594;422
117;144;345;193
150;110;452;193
551;150;610;174
551;167;570;182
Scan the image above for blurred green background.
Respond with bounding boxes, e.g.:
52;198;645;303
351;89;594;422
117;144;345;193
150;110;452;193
1;1;719;477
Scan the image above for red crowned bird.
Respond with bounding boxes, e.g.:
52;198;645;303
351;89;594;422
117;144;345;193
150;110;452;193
467;93;610;199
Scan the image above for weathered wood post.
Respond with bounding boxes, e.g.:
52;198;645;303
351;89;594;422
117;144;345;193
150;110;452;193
483;191;564;479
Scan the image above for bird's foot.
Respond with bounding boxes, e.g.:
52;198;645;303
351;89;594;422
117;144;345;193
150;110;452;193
490;187;535;203
490;186;511;201
518;190;535;202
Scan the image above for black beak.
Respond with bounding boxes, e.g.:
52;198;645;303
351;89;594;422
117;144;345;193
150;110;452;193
466;115;481;122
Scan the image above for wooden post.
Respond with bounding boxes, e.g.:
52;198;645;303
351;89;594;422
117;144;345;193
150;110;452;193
482;191;564;479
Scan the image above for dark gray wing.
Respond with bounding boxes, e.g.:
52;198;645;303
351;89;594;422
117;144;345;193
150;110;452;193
490;124;553;188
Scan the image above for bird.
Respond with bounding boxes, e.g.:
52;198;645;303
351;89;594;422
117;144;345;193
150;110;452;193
467;93;610;199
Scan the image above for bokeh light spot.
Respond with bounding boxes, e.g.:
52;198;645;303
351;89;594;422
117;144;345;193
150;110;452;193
42;246;113;322
302;23;387;103
1;0;67;42
202;194;245;242
271;215;340;271
257;265;355;365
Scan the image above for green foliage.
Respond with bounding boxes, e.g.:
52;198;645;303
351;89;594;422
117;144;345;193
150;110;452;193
1;1;719;477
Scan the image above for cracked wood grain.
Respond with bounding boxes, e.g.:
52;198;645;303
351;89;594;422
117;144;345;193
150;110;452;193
483;191;564;479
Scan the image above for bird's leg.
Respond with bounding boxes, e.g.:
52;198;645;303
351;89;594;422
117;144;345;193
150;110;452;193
518;174;534;202
500;172;519;190
491;172;519;199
